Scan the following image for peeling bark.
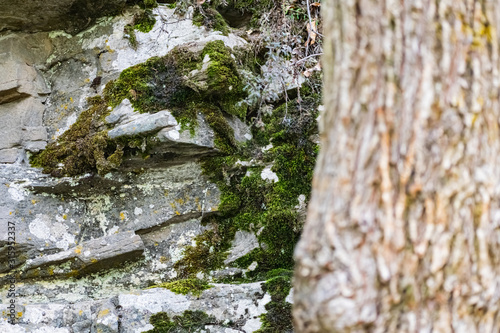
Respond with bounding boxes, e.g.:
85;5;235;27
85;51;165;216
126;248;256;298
293;0;500;331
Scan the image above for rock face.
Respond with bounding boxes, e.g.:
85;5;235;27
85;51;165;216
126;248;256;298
0;2;311;332
0;0;129;34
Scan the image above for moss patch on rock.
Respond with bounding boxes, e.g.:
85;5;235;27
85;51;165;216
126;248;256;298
256;269;293;332
124;8;157;48
173;95;320;280
152;278;213;297
31;41;247;176
105;40;247;118
192;5;230;36
30;96;123;177
146;310;217;333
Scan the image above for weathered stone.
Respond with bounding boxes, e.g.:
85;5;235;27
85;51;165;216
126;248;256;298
1;283;272;332
224;231;259;265
23;141;48;153
226;115;253;143
0;4;300;332
0;0;129;34
107;110;178;139
22;127;48;142
0;148;19;163
155;113;215;152
0;60;49;103
104;98;134;125
22;231;144;278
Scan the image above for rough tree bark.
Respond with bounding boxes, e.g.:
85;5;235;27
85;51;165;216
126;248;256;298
293;0;500;332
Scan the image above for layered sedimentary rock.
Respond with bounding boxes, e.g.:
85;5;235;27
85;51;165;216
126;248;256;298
0;1;317;331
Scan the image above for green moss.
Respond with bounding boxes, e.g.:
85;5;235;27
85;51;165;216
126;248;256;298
124;6;157;48
256;269;293;332
201;40;247;118
134;9;156;32
30;96;123;177
152;278;213;297
32;41;246;177
192;6;230;36
146;310;217;333
142;0;158;9
106;41;246;118
128;0;158;9
124;25;138;48
173;223;234;278
175;95;320;280
105;40;244;149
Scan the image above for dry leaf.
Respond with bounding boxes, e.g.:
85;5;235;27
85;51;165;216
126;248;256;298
311;2;321;7
303;63;322;77
306;20;317;46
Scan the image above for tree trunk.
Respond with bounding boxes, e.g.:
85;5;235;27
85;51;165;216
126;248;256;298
293;0;500;332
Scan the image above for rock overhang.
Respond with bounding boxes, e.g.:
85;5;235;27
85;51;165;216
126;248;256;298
0;0;129;34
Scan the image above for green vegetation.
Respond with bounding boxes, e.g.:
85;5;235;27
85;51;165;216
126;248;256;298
192;6;230;35
127;0;158;9
30;96;123;177
31;41;247;176
173;95;320;280
223;0;276;27
146;310;218;333
124;8;157;48
152;278;213;297
105;40;246;119
256;269;294;332
145;272;294;332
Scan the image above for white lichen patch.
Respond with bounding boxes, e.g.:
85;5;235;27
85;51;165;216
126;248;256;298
8;186;25;201
261;165;279;183
295;194;306;210
119;289;191;314
29;215;75;250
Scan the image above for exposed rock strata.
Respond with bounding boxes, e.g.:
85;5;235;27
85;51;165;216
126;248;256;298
0;3;303;332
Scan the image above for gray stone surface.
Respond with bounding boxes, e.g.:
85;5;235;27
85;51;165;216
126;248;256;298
0;283;274;332
108;110;178;139
0;148;20;163
155;113;215;152
0;0;128;34
0;5;284;333
22;231;144;278
224;231;259;265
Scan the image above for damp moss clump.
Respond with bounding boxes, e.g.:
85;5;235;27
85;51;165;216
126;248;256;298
30;96;123;177
219;0;275;28
173;95;320;279
105;40;247;119
31;40;245;177
256;269;293;332
192;5;230;36
153;278;213;297
124;8;157;48
146;310;217;333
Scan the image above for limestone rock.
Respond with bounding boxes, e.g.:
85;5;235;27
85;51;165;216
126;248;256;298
22;231;144;279
0;4;293;332
1;283;272;332
224;231;259;265
0;0;129;34
107;110;178;139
